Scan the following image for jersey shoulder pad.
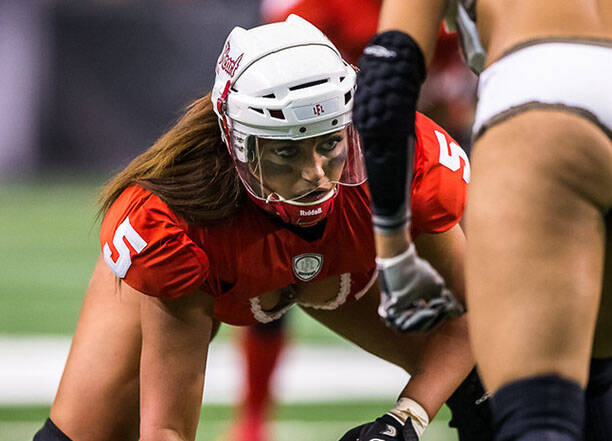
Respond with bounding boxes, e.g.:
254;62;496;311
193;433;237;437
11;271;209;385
100;186;209;298
411;113;470;236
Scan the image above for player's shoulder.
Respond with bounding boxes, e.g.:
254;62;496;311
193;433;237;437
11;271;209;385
101;186;186;239
415;111;443;131
410;113;470;236
103;185;174;222
100;185;209;298
415;111;458;150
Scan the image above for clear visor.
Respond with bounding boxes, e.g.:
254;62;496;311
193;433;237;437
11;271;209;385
227;123;367;205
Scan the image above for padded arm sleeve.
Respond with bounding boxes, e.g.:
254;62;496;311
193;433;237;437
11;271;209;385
353;31;426;234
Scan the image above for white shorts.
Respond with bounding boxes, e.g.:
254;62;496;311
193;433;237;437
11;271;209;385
472;38;612;141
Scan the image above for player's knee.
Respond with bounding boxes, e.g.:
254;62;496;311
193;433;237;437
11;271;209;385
490;375;584;441
585;357;612;441
33;418;72;441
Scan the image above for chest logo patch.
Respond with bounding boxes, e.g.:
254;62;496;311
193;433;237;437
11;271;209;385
292;253;324;282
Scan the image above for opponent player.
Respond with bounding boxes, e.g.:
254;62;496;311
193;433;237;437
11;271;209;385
353;1;612;440
34;15;482;441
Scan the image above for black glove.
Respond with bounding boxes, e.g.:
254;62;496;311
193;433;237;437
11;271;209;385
339;414;419;441
377;243;465;332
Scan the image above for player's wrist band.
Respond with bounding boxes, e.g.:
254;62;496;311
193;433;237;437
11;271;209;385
375;242;416;268
372;204;410;235
388;397;430;437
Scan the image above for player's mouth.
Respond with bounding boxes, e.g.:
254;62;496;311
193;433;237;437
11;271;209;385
294;188;333;203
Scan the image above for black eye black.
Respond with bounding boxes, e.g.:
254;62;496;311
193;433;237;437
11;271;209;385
274;146;298;157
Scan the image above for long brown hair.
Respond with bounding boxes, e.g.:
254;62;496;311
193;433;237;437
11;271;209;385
98;93;244;226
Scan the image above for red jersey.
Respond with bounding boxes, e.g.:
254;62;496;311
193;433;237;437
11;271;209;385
100;113;469;325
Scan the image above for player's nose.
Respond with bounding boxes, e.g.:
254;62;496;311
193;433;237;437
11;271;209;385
300;152;326;183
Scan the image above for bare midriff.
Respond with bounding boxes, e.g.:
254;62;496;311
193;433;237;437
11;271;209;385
476;0;612;67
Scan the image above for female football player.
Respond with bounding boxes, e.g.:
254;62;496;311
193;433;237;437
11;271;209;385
34;15;488;441
232;5;479;440
354;1;612;440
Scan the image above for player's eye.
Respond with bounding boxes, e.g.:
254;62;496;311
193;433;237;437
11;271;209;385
318;136;343;153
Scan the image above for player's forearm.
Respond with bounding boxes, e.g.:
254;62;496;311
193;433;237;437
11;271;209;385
397;315;474;417
139;292;214;441
375;230;410;258
140;377;204;441
140;427;190;441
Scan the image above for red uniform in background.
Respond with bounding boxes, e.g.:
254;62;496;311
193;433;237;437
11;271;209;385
263;0;477;145
100;113;470;441
262;0;381;65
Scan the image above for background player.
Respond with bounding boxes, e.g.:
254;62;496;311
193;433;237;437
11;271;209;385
353;0;612;440
34;16;483;441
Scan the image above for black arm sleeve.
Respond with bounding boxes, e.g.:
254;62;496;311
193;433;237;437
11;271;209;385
353;31;426;234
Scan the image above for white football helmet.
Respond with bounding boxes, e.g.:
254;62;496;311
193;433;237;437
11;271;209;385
212;14;366;226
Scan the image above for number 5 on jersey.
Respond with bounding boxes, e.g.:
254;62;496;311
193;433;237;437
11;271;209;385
435;130;471;183
103;217;148;278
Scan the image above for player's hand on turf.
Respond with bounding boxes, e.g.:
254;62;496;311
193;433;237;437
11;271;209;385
338;413;419;441
377;243;465;332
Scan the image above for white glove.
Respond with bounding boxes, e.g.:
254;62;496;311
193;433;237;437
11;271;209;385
377;243;465;332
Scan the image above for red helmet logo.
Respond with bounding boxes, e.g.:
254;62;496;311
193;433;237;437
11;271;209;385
219;42;244;78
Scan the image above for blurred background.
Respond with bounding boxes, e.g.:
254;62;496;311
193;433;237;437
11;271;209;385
0;0;476;440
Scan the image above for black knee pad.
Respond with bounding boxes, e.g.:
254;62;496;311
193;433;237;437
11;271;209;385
33;419;73;441
353;31;426;228
586;357;612;441
490;375;584;441
446;367;495;441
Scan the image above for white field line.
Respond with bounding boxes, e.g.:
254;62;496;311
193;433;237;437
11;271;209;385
0;336;408;405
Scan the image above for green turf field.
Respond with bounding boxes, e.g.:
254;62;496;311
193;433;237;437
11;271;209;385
0;402;456;441
0;178;458;441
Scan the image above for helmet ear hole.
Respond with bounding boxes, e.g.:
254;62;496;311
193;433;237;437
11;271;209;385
246;137;257;162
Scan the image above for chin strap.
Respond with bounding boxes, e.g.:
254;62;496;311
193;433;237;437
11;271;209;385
216;80;232;149
270;199;291;224
246;189;337;227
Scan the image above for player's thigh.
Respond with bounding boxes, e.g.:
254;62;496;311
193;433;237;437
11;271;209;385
593;212;612;358
465;110;612;391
